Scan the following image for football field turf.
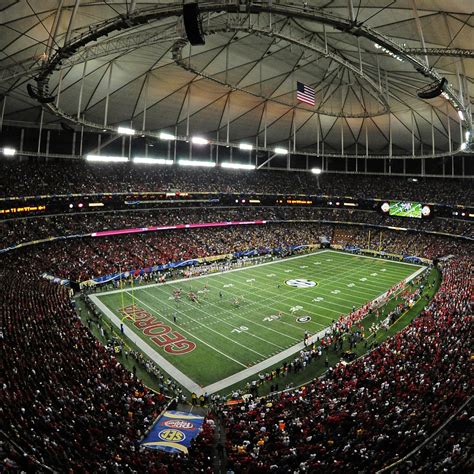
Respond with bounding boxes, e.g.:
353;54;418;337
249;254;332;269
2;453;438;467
89;250;424;394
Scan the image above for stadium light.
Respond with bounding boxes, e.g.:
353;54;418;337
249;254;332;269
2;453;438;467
239;143;253;151
373;42;403;62
117;126;135;135
311;167;322;175
191;136;209;145
2;147;16;156
178;159;215;168
458;110;465;121
86;155;128;162
221;162;255;170
133;157;173;165
159;132;176;140
274;147;288;155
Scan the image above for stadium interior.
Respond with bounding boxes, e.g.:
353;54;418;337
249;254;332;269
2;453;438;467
0;1;472;473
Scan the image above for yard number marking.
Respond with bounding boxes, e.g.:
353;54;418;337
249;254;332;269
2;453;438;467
231;326;249;334
263;315;281;322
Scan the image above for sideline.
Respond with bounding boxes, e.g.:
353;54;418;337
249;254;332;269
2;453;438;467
90;255;426;396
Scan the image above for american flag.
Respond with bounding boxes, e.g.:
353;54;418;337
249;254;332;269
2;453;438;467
296;81;315;106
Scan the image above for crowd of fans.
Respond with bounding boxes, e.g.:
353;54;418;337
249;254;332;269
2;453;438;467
1;163;472;471
10;223;333;281
333;226;473;260
396;401;473;473
0;254;216;472
221;257;472;472
32;221;474;281
2;217;471;282
1;206;472;250
1;159;472;204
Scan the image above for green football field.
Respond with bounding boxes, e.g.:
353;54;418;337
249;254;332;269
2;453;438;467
89;250;424;394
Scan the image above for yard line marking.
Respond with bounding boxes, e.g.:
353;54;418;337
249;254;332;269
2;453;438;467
199;274;336;325
143;288;292;351
152;282;299;344
200;265;427;395
281;256;411;282
216;273;365;318
127;292;249;368
89;294;203;395
93;252;425;391
99;249;332;296
327;250;423;267
142;289;271;357
209;256;414;318
222;256;407;312
253;252;413;286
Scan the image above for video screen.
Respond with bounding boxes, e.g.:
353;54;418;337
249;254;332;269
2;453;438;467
381;201;427;219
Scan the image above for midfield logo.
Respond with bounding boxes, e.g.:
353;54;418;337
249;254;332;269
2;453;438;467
286;279;317;288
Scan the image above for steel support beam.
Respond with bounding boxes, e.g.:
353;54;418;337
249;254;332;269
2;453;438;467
15;0;469;160
404;47;474;57
257;153;278;170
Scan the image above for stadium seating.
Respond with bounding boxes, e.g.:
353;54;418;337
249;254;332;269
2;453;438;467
0;207;472;249
0;261;215;472
0;160;472;205
1;168;472;472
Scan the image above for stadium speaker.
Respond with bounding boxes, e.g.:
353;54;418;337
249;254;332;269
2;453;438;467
27;83;56;104
183;2;205;46
417;77;448;99
60;122;74;132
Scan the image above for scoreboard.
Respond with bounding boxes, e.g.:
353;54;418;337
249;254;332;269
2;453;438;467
381;201;431;219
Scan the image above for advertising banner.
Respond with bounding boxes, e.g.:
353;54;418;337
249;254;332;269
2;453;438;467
141;411;205;454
